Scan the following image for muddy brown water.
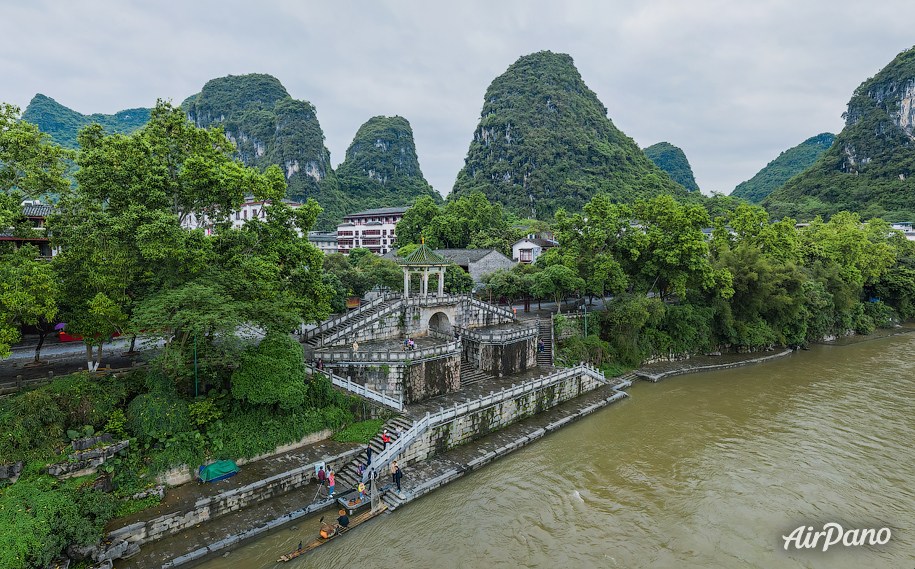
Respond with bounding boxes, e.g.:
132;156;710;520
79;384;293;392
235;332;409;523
189;334;914;568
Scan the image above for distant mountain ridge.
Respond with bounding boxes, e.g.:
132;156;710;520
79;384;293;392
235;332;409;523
731;133;835;203
765;46;915;220
22;94;150;149
643;142;699;191
451;51;685;219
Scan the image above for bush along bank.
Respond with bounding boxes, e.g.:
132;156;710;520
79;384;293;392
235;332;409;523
0;333;366;569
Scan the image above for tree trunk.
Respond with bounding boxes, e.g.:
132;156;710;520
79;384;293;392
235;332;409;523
85;342;94;371
97;343;104;370
34;331;46;363
129;334;137;353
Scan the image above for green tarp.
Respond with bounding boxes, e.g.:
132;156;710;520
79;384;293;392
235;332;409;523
198;460;239;483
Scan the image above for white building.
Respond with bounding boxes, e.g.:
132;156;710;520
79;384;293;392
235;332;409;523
890;222;915;241
181;197;303;235
511;236;558;264
336;206;409;255
308;231;339;254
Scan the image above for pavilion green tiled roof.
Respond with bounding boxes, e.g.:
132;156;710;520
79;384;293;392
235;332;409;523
399;243;449;266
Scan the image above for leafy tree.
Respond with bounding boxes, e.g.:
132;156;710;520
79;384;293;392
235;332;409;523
444;264;473;293
633;195;729;300
0;245;58;359
531;264;584;312
231;332;307;409
0;104;68;358
55;101;329;378
395;196;440;246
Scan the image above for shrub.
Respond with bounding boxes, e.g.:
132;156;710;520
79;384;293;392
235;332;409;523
0;389;65;463
0;476;116;569
188;398;222;429
231;332;307;409
126;393;191;444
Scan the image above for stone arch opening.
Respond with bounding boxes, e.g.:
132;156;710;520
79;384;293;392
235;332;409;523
429;311;453;337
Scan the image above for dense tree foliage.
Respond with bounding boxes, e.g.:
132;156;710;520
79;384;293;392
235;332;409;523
0;103;68;357
335;116;442;211
451;51;685;220
396;191;518;253
765;46;915;220
731;133;834;203
643;142;699;191
51;101;331;374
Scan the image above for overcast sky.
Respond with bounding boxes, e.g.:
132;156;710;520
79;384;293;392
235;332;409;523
3;0;914;197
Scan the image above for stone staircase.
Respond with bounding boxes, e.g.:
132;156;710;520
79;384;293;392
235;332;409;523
537;317;554;366
460;360;492;387
304;297;400;349
332;415;413;501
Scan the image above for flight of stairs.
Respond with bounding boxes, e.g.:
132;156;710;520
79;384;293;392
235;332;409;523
304;299;399;349
332;415;414;510
460;360;491;387
537;317;553;366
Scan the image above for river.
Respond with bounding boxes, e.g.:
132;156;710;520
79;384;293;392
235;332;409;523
195;333;915;568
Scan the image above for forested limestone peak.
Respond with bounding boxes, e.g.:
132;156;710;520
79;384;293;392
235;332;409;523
643;142;699;191
731;133;835;203
764;46;915;220
182;73;345;229
451;50;684;219
336;116;441;209
22;94;150;149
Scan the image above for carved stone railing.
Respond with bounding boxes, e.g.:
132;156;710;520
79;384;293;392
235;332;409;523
307;365;403;411
304;293;399;341
455;323;537;345
315;340;461;364
361;363;615;481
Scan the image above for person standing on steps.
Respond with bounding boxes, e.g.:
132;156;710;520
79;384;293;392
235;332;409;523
391;460;403;491
366;443;373;466
328;470;336;498
317;465;326;486
381;430;391;450
538;338;545;353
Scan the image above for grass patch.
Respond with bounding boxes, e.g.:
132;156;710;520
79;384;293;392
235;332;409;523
114;494;162;518
333;419;384;443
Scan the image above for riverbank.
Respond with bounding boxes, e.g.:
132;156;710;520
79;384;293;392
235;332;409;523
116;381;630;568
114;328;914;568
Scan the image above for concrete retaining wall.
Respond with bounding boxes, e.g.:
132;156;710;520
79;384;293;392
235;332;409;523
399;369;604;465
480;337;537;377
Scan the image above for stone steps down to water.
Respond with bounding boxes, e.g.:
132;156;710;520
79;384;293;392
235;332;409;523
459;360;492;387
333;415;413;492
537;318;553;367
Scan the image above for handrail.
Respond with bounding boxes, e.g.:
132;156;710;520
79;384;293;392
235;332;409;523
461;295;516;321
454;323;537;344
305;293;398;341
316;340;461;363
307;365;403;411
318;298;405;347
362;363;610;480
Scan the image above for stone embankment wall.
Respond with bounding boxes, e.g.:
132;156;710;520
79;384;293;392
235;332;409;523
399;369;604;465
402;354;461;403
480;337;536;377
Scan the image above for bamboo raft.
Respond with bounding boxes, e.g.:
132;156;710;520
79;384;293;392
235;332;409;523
277;503;388;562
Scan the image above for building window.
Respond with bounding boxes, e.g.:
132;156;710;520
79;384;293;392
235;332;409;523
235;211;240;220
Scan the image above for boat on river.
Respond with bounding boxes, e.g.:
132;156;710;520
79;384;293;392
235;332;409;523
277;503;388;562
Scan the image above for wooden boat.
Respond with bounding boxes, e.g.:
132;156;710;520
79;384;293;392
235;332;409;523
277;503;388;562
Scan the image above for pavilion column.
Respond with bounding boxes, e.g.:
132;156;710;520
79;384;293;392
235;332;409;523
437;268;445;297
422;268;429;296
403;268;410;298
